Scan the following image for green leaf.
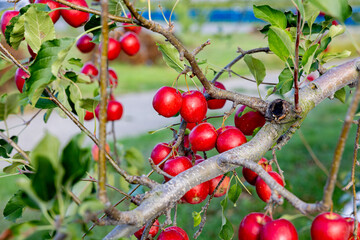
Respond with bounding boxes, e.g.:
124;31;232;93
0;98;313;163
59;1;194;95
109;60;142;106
192;211;202;227
5;14;25;49
268;26;294;61
253;5;287;29
0;93;20;121
308;0;352;22
228;183;242;206
24;6;55;54
157;43;185;73
109;0;124;16
219;217;234;240
0;135;18;157
243;55;266;87
0;66;16;87
80;98;99;111
321;50;351;63
304;1;320;26
302;44;318;75
124;147;145;171
51;39;76;76
31;133;60;171
334;87;346;103
67;58;83;68
31;155;57;201
26;38;75;105
60;134;90;185
277;68;294;95
328;24;346;38
69;84;85;122
3;191;26;222
84;15;117;43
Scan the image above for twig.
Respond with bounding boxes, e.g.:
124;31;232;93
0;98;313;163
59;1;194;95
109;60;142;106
352;119;360;238
293;10;301;113
193;175;226;239
111;120;120;166
192;40;211;56
229;69;277;86
140;218;156;240
0;131;31;163
323;71;360;208
212;47;270;83
81;178;133;200
148;158;173;179
271;148;285;186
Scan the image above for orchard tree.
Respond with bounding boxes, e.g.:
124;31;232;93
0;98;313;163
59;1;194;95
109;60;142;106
0;0;360;239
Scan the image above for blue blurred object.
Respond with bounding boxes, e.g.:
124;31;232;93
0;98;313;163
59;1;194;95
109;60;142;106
140;7;360;25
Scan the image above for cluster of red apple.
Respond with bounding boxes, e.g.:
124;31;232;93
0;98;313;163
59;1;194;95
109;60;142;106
242;158;284;203
134;220;190;240
238;212;298;239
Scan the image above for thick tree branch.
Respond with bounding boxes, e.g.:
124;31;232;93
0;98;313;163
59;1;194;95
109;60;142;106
98;0;110;205
104;58;360;239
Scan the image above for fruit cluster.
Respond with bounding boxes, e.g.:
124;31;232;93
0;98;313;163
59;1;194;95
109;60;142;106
238;212;298;240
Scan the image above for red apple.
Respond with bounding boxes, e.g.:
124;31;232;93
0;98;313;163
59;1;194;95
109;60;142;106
120;32;140;56
162;156;192;182
345;217;360;240
255;171;284;203
60;0;89;28
189;123;217;152
216;125;237;135
108;68;118;87
180;90;207;123
158;228;185;240
307;75;315;82
242;158;272;185
1;10;20;35
134;219;159;239
152;86;182;118
203;81;226;109
216;128;247;153
84;111;94;121
311;212;350;240
123;13;141;34
332;20;339;26
15;68;30;93
91;143;110;161
150;143;173;167
260;219;298;240
238;212;272;240
182;181;209;204
164;226;189;240
104;38;122;60
35;0;61;23
208;175;230;197
95;100;123;121
185;119;206;130
234;106;266;136
76;34;96;53
81;62;98;78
